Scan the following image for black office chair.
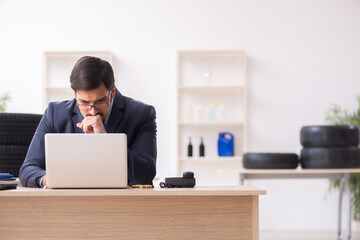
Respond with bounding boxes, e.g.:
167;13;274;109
0;113;42;177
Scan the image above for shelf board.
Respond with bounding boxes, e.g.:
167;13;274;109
179;156;242;162
178;85;243;92
44;87;71;90
44;51;112;57
179;122;243;127
178;50;245;56
239;168;360;174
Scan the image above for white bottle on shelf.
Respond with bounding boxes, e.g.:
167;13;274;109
207;103;215;122
218;102;225;122
195;103;205;122
184;103;194;122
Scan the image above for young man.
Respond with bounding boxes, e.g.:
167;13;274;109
19;56;157;187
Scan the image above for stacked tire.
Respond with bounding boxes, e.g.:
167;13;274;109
0;113;42;177
300;125;360;168
243;152;299;169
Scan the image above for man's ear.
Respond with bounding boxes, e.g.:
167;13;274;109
111;86;116;97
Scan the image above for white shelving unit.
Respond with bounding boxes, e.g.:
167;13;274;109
177;50;247;186
42;51;113;109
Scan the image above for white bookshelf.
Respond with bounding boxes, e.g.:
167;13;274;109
177;50;247;186
42;51;113;109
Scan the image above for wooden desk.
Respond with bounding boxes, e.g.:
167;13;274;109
0;186;265;240
240;168;360;240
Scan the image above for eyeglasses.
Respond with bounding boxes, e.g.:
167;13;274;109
76;91;112;111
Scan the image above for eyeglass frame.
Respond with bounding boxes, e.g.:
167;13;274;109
76;91;112;111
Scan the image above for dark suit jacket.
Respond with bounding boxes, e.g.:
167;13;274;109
19;89;157;187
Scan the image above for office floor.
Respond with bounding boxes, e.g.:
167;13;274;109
260;230;360;240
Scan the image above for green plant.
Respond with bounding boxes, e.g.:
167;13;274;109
325;94;360;220
0;92;11;112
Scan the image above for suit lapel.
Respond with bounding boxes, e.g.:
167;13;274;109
72;102;85;133
105;89;124;133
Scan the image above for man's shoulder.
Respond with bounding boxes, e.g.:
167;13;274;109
47;99;76;112
45;99;76;118
122;95;155;113
39;99;77;133
123;95;149;107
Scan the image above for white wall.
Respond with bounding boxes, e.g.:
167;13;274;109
1;0;359;230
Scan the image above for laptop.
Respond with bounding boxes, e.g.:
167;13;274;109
45;133;128;188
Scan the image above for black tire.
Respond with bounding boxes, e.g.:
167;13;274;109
243;153;299;169
0;145;29;177
0;113;42;145
300;125;359;148
300;147;360;168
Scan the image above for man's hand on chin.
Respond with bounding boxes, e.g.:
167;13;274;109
76;115;107;133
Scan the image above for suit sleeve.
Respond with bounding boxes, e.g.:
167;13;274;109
127;106;157;185
19;104;55;187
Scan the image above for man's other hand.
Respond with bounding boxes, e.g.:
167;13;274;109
42;175;47;187
76;115;107;133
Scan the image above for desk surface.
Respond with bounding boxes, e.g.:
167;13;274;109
239;168;360;174
0;185;266;197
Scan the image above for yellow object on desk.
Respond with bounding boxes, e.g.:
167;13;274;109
131;184;154;189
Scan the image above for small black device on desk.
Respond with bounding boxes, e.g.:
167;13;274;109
160;171;196;188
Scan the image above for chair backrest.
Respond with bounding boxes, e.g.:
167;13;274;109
0;113;43;177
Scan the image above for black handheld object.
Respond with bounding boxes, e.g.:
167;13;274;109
160;171;196;188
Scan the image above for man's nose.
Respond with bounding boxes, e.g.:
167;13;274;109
89;105;99;116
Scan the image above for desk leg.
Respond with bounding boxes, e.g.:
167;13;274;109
338;177;345;240
345;173;352;240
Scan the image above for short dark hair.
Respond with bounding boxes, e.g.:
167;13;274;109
70;56;115;91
